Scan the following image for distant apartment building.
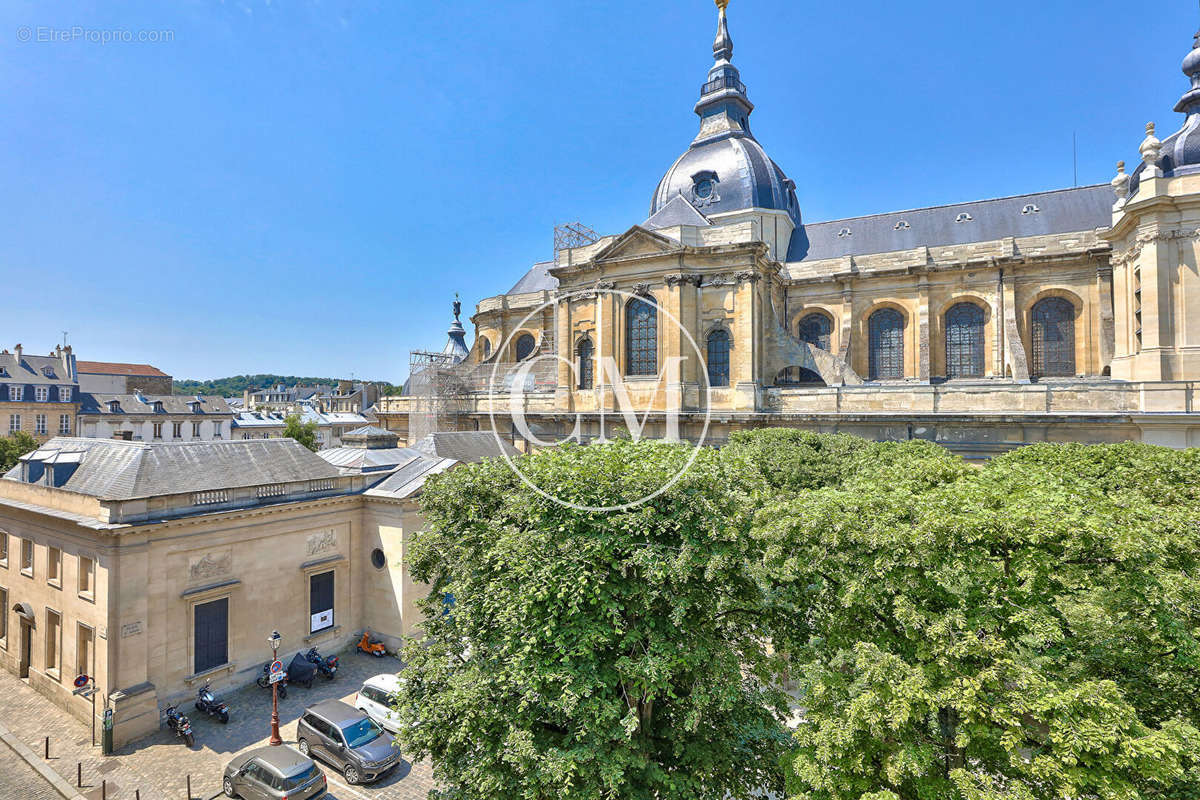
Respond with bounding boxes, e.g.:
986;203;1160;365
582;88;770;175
77;393;233;442
0;345;80;441
242;384;332;412
76;361;172;395
232;407;370;449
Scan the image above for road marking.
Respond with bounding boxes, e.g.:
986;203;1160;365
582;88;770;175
325;773;372;800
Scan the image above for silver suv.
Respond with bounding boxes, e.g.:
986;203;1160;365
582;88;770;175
222;745;326;799
297;699;400;784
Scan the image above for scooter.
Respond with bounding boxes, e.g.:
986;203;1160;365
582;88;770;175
357;630;387;658
164;705;195;747
305;646;339;680
195;681;230;724
255;661;288;699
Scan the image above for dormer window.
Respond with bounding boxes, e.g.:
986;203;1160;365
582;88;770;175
107;400;122;413
894;220;911;230
153;401;165;413
690;170;720;207
42;366;55;378
188;402;202;414
955;213;973;223
1021;203;1041;215
0;367;7;378
837;227;852;238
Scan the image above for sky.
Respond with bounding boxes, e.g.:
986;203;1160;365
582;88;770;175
0;0;1195;382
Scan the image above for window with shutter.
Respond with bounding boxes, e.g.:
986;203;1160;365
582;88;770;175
193;598;229;674
310;571;334;633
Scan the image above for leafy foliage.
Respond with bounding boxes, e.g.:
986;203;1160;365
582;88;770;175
0;431;39;472
395;440;791;800
394;431;1200;800
171;374;396;397
755;439;1200;800
282;414;318;452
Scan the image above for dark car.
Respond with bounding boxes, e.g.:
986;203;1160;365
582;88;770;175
296;699;400;784
222;745;326;799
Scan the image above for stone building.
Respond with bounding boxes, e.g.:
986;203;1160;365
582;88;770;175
0;433;515;748
75;361;173;396
377;3;1200;456
77;393;234;442
0;345;80;441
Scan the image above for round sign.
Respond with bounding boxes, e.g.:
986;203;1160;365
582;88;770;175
269;660;284;675
73;674;90;688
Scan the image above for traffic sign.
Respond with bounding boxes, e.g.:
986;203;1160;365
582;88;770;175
270;670;286;684
74;674;91;689
269;659;285;684
269;659;283;674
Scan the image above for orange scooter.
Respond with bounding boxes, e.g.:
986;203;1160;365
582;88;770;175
357;630;387;658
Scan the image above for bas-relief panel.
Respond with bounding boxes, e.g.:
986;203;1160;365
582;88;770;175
306;528;338;557
187;548;232;584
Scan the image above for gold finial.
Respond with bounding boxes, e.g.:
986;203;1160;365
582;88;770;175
716;0;730;10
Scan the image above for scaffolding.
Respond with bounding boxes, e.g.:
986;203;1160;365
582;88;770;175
553;221;598;254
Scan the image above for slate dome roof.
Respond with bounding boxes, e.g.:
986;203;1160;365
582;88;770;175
1130;31;1200;195
648;3;800;227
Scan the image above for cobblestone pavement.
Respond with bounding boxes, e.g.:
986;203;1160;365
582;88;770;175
0;738;63;800
0;650;437;800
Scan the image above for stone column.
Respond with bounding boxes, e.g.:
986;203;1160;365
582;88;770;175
554;293;572;410
838;281;853;364
1095;263;1115;376
917;275;931;383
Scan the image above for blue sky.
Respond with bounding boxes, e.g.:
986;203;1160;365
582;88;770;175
0;0;1194;382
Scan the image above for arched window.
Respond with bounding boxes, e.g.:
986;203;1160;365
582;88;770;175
944;302;985;378
482;338;492;359
576;338;594;390
706;329;731;387
1031;297;1075;378
626;297;657;376
797;313;832;351
514;333;535;361
868;308;905;380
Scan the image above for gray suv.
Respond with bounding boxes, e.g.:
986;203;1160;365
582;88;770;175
222;745;326;799
297;699;400;784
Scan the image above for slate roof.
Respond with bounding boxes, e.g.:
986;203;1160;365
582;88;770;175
75;361;169;378
363;456;457;500
0;352;76;386
3;437;341;501
231;411;288;428
319;446;425;472
643;194;712;230
507;261;558;294
411;432;520;463
787;184;1113;262
80;393;231;416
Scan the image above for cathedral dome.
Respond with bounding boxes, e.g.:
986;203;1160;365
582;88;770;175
648;1;801;226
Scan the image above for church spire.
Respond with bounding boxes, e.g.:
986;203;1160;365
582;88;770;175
693;0;754;144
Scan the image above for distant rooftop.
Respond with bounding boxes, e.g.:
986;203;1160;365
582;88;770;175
76;361;170;378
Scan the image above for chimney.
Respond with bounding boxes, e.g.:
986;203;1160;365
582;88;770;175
13;344;22;362
61;345;74;379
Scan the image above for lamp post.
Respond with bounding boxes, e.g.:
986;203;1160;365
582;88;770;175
268;630;282;746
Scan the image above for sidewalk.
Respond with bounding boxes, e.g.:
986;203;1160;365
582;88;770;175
0;652;437;800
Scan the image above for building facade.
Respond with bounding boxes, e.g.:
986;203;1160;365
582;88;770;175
77;393;234;442
76;362;173;396
0;433;513;748
0;345;80;441
377;4;1200;455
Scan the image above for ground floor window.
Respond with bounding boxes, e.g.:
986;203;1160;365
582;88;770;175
44;609;61;679
0;586;7;645
76;624;93;680
309;571;334;633
193;597;229;674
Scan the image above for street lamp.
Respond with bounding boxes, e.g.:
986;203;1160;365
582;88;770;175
268;630;283;746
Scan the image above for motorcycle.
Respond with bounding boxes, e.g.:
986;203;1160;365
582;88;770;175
164;705;195;747
195;681;230;724
255;661;288;700
305;646;339;680
357;630;388;658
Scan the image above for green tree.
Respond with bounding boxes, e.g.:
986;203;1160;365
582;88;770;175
751;438;1200;800
395;439;791;800
0;431;39;472
282;414;318;452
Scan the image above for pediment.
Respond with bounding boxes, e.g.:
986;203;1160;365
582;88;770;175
592;226;682;263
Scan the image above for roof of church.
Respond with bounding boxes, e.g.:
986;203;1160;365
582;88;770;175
508;261;557;294
788;184;1112;263
644;194;712;230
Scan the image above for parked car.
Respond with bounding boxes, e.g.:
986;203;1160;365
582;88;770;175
354;673;405;733
222;745;326;799
296;699;400;784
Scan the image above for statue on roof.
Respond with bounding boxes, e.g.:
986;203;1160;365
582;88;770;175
452;293;462;322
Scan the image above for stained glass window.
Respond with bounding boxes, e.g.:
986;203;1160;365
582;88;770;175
626;297;658;376
577;338;594;390
945;302;985;378
515;333;535;362
797;313;832;351
1031;297;1075;378
706;329;730;387
868;308;905;380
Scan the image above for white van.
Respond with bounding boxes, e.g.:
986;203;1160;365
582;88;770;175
354;673;405;733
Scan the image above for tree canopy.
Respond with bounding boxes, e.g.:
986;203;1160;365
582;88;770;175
396;430;1200;800
0;431;39;472
282;414;319;452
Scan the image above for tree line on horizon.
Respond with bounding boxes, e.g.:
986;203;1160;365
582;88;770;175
171;374;402;398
